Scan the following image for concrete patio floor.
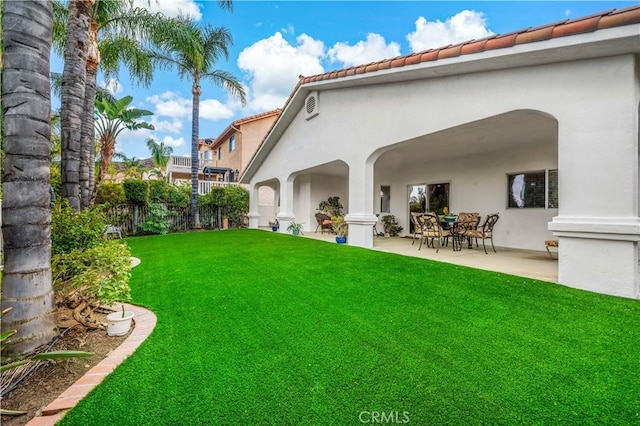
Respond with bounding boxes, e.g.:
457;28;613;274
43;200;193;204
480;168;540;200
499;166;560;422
300;230;559;283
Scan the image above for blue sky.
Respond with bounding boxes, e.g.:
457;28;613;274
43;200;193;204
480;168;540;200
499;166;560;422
52;1;638;159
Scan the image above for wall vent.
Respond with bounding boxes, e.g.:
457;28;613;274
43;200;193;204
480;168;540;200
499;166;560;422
305;91;319;120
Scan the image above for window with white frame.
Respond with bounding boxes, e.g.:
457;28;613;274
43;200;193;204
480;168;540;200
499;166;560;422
507;169;558;208
229;135;236;152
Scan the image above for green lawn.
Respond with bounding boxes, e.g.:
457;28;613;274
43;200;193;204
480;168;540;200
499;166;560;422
60;230;640;425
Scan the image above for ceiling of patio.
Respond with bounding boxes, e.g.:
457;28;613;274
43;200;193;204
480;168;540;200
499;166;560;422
376;109;558;169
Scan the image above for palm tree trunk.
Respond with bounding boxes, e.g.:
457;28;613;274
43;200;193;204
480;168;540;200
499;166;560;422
97;135;115;188
191;82;201;228
60;0;92;211
80;60;98;208
1;0;58;356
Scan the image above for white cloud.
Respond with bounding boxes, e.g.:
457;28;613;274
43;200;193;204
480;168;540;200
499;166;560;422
281;24;295;35
133;0;202;20
101;78;123;96
161;136;185;148
200;99;235;121
328;33;401;67
406;10;494;53
238;32;325;111
151;117;183;133
146;91;191;118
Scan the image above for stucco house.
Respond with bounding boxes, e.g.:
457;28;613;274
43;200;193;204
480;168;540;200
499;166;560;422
166;109;281;194
241;6;640;299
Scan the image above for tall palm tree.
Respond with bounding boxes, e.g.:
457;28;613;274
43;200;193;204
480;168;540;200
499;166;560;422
60;0;92;211
53;0;175;208
94;95;154;187
151;18;246;227
1;0;58;356
146;137;173;177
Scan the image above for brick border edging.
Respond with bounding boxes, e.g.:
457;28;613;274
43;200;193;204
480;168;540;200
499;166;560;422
25;303;157;426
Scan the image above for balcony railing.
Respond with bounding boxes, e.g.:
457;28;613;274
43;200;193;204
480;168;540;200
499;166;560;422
172;179;238;195
167;156;215;171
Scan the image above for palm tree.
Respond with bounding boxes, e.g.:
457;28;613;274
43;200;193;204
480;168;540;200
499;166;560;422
94;95;154;188
1;0;58;356
151;18;246;227
114;153;146;179
146;137;173;178
53;0;175;208
59;0;92;211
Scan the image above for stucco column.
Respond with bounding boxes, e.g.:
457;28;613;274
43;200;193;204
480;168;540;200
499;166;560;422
247;183;260;229
276;176;295;233
549;101;639;298
345;160;377;248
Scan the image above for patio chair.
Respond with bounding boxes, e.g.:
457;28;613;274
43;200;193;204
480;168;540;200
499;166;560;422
456;212;480;248
410;212;424;245
314;213;333;234
545;239;559;259
464;213;500;254
417;213;451;253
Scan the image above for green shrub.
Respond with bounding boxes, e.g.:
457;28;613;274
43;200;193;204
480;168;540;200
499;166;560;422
52;240;132;307
95;182;126;205
223;185;249;227
123;179;148;205
149;180;189;207
201;186;225;207
140;203;171;235
51;202;108;255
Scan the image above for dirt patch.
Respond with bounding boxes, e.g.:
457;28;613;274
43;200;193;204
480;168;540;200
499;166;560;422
1;309;130;426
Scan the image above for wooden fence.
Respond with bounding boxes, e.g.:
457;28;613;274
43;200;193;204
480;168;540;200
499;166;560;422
103;204;224;236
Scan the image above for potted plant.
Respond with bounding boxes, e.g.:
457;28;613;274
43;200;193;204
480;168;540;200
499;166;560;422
286;221;304;236
269;219;279;232
331;216;348;243
381;214;403;237
106;304;135;337
317;196;343;217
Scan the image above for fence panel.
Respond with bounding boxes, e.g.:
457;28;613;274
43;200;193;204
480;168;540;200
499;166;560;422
104;204;228;235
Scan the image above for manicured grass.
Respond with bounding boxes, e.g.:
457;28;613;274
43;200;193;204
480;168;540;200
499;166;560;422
60;230;640;425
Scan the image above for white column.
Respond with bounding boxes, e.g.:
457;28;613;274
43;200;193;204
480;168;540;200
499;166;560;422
247;184;260;229
345;160;377;248
276;175;295;233
549;97;639;298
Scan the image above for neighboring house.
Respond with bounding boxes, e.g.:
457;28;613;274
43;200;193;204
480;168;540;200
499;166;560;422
241;7;640;299
165;109;281;224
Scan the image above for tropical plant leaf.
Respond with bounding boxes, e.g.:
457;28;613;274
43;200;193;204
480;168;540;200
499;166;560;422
0;360;29;372
1;329;17;342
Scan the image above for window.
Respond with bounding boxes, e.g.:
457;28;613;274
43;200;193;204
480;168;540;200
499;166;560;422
507;169;558;208
204;150;211;160
229;135;235;152
547;169;558;208
217;148;221;160
427;183;450;214
380;186;390;213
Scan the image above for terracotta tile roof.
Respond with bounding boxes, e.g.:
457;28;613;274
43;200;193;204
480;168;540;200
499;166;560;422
298;5;640;85
241;6;640;182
